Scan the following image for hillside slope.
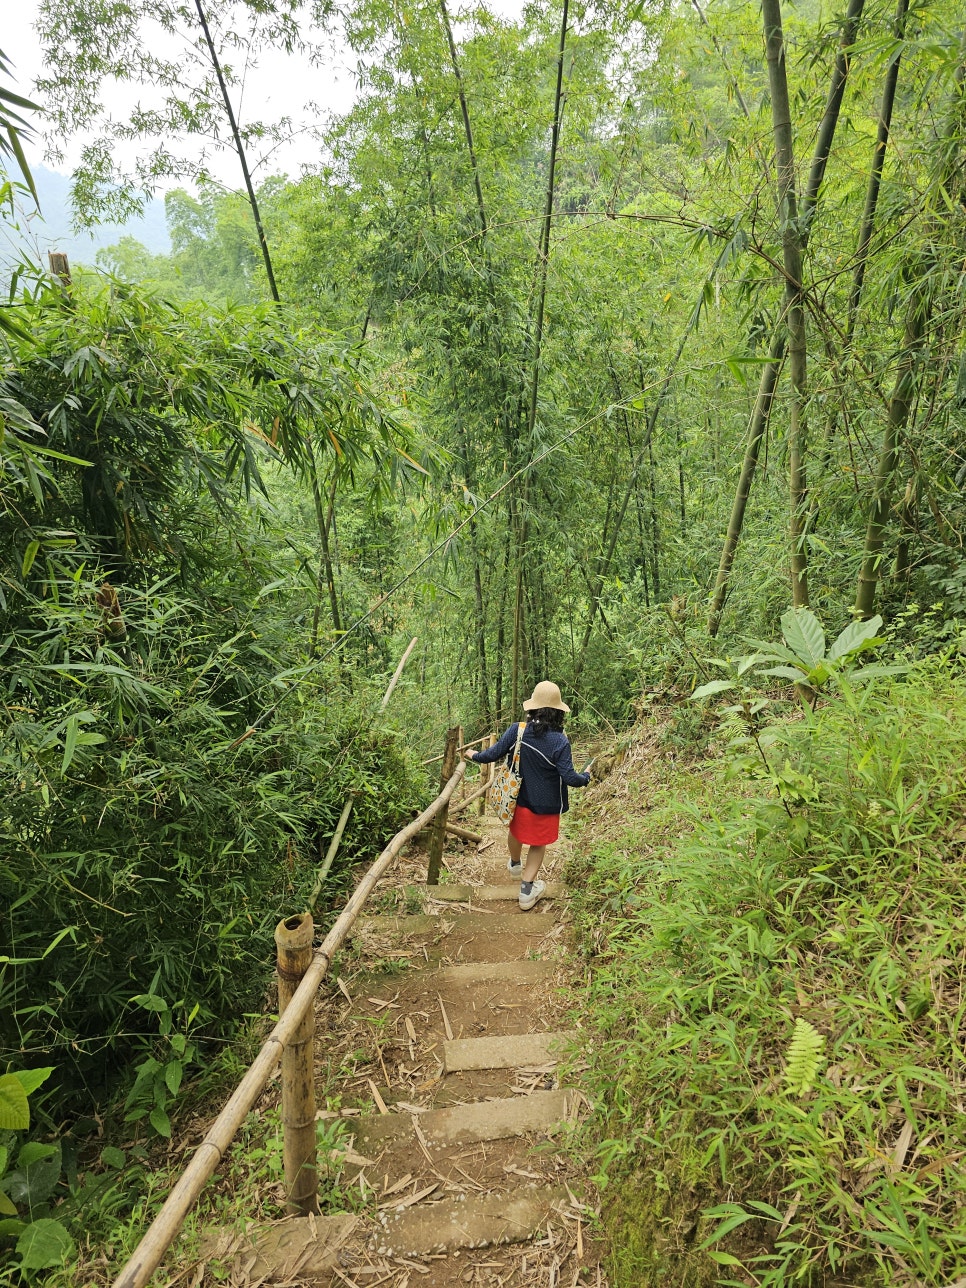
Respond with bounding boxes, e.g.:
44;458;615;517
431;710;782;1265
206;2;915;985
569;668;966;1287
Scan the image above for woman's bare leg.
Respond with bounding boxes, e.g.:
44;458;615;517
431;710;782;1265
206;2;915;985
522;845;546;883
507;834;524;867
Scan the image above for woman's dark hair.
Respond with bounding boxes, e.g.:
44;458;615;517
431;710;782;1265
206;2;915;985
526;707;565;737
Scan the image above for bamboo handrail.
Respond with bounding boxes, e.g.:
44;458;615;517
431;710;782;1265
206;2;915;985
421;732;489;763
448;779;490;815
112;760;467;1288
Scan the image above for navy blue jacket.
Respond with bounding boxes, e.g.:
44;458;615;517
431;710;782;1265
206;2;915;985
472;723;590;816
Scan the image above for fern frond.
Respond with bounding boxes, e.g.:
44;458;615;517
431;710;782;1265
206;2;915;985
783;1018;825;1095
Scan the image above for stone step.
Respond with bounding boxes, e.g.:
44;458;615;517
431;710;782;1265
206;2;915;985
417;883;563;903
369;1186;565;1257
358;912;558;937
354;1088;573;1152
431;960;555;985
443;1031;572;1073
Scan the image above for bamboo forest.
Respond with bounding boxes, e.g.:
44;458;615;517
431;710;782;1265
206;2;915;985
2;0;966;1281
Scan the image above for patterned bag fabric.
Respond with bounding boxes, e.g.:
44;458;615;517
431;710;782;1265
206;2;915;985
488;723;526;824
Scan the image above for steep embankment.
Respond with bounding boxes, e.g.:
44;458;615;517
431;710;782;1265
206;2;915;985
568;667;966;1287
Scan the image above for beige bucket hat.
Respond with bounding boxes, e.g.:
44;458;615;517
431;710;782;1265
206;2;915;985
522;680;570;713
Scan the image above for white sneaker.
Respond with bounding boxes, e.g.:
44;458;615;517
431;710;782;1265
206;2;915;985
507;857;523;877
519;879;546;911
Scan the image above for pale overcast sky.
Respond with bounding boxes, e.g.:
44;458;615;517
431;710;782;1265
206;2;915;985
4;0;359;186
4;0;524;190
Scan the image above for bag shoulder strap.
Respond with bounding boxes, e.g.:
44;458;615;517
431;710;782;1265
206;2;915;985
511;721;525;771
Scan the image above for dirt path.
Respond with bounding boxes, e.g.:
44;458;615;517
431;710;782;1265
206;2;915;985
212;794;607;1287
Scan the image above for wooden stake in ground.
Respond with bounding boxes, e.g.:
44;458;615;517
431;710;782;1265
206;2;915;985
427;727;459;885
275;913;319;1215
478;733;495;816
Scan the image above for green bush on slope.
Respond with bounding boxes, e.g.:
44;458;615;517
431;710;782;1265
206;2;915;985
572;662;966;1286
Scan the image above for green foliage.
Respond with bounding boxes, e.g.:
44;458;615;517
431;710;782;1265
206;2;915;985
572;660;966;1285
0;274;431;1120
0;1069;74;1278
123;988;200;1139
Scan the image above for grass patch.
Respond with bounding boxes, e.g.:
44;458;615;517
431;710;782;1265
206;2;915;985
569;663;966;1287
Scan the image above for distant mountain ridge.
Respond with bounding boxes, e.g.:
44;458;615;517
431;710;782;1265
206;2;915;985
1;163;170;268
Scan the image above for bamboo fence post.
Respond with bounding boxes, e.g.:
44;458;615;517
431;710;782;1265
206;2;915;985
274;913;318;1215
477;733;495;816
427;727;459;884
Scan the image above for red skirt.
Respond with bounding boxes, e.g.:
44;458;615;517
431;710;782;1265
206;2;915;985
509;805;560;846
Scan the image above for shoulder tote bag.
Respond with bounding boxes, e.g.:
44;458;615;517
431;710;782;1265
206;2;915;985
488;722;526;825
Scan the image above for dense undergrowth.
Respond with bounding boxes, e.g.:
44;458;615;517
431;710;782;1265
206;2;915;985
570;660;966;1287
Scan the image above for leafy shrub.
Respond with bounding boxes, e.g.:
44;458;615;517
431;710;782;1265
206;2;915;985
0;1068;75;1278
572;659;966;1285
0;279;429;1119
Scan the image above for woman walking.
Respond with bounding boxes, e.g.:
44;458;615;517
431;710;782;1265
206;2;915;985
465;681;590;910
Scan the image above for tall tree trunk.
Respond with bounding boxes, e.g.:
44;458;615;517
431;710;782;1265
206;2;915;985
853;45;966;617
511;0;570;713
853;297;928;617
846;0;909;342
763;0;809;607
708;334;785;635
708;0;865;632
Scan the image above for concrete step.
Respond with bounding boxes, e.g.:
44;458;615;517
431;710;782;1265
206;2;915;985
358;912;558;937
369;1186;565;1257
443;1031;572;1072
201;1212;358;1280
417;883;563;903
355;1088;574;1152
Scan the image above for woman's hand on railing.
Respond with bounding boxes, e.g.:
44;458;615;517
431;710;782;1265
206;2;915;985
463;749;477;763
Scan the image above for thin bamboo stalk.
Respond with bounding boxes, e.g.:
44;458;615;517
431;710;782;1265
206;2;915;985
846;0;908;343
512;0;570;709
110;761;466;1288
192;0;279;303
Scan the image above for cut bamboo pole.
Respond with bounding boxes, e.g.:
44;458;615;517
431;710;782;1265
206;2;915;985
111;760;466;1288
445;821;483;844
427;728;459;885
274;913;318;1215
306;796;354;913
379;636;418;712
